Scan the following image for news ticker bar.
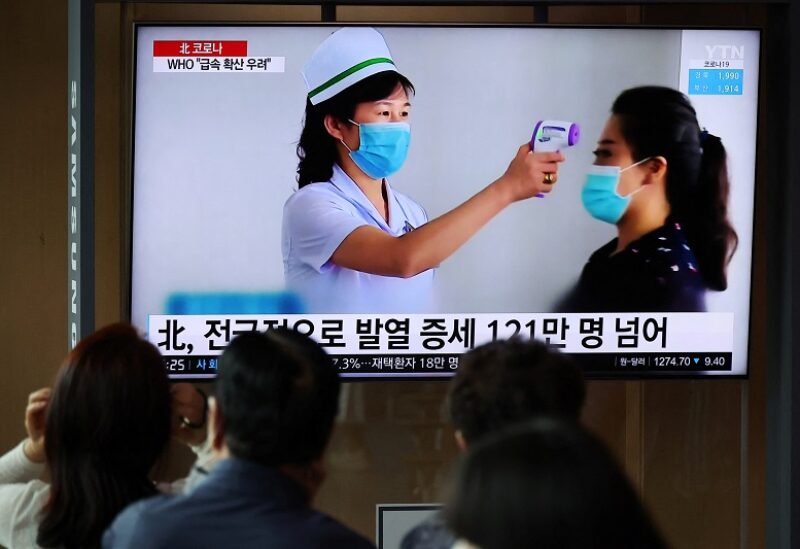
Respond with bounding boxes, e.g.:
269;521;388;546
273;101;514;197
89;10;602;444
165;352;733;379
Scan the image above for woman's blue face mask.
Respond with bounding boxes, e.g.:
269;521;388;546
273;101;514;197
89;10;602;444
341;120;411;179
581;157;652;224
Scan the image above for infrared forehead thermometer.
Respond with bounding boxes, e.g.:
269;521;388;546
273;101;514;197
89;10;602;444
530;120;579;198
530;120;581;152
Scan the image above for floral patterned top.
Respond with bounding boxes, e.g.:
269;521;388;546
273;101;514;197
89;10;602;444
559;221;707;313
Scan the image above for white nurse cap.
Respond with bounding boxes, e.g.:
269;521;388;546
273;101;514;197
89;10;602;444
302;27;398;105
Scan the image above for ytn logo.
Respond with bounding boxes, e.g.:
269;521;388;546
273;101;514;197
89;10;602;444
704;45;744;59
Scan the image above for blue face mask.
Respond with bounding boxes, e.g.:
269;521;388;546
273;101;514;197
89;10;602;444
581;158;651;224
342;120;411;179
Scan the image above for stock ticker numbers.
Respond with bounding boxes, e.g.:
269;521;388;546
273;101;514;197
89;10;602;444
615;353;730;371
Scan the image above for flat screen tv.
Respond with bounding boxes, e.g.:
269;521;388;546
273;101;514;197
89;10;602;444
130;24;759;379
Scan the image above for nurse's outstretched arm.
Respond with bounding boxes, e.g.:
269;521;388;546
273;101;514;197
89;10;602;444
331;144;564;278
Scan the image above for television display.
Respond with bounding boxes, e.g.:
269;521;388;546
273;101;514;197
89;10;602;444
130;24;759;378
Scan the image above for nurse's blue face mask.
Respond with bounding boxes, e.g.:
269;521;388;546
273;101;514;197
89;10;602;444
581;157;652;224
341;120;411;180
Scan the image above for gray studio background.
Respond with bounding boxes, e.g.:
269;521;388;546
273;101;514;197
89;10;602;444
131;26;757;374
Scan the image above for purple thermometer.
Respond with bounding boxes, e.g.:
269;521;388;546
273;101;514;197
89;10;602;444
530;120;580;197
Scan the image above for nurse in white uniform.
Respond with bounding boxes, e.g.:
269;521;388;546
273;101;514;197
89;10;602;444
283;27;565;314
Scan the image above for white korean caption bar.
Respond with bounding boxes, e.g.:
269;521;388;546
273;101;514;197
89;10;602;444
148;312;734;356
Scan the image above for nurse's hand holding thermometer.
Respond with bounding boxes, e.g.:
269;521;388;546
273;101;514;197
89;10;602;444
529;119;581;197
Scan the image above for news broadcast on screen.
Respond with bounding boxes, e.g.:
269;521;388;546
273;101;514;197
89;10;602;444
130;25;758;378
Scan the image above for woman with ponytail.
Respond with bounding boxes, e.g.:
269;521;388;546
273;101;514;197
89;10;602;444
559;86;738;313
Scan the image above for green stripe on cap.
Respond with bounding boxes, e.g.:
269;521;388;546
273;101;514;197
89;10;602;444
308;57;395;99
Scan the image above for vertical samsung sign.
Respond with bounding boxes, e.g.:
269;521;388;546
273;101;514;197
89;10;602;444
67;0;94;348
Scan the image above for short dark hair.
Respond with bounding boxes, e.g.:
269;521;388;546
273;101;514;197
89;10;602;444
38;323;171;549
448;338;585;444
215;328;340;466
445;419;668;549
296;70;415;187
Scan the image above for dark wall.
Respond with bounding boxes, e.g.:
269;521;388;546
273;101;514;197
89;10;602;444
0;1;68;448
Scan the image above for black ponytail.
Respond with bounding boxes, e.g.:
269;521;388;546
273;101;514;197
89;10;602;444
612;86;738;291
685;132;738;290
296;71;414;188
